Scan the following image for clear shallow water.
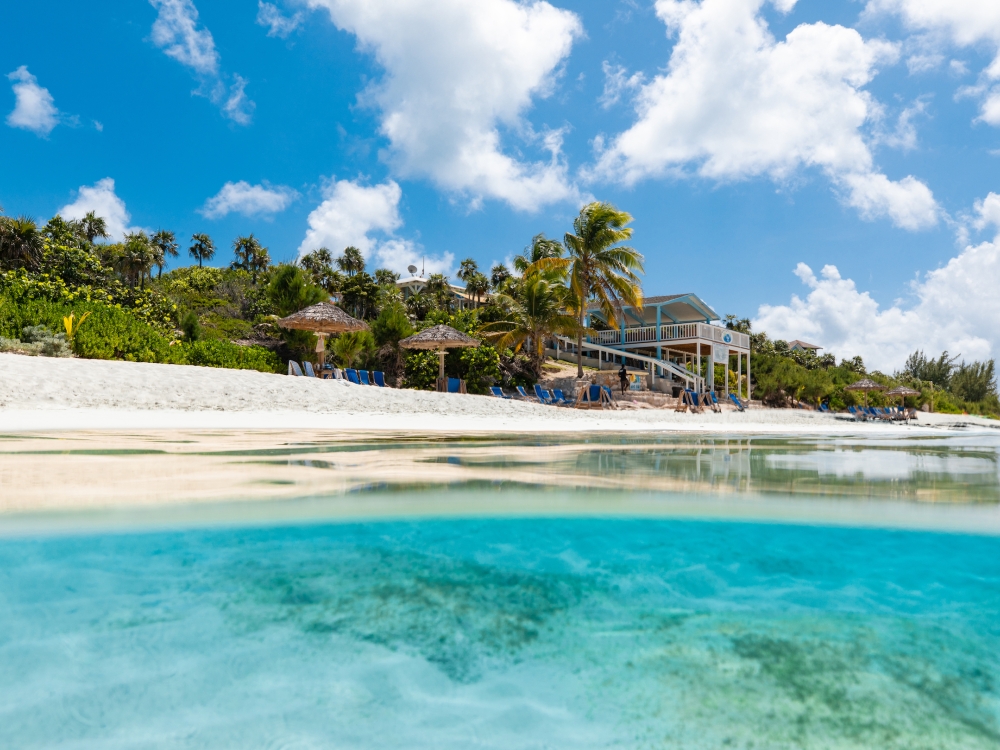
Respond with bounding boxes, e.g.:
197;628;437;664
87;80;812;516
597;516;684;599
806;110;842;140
1;432;1000;748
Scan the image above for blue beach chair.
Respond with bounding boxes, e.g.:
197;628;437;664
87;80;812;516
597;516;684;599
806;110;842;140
534;384;555;405
447;377;464;393
288;360;304;376
358;369;371;385
304;362;318;377
516;386;533;400
490;386;511;399
729;393;745;412
345;369;361;384
819;403;831;413
552;388;572;405
373;371;386;387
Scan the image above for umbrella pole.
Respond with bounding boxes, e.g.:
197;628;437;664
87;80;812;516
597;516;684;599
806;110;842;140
438;350;446;379
315;333;327;368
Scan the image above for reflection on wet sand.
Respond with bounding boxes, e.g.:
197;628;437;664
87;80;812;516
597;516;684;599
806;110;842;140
1;431;999;534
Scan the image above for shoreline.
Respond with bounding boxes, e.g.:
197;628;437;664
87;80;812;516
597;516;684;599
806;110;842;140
2;353;998;435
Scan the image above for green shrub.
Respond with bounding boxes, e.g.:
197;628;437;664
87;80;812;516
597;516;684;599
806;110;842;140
180;339;282;373
459;344;501;394
404;350;439;390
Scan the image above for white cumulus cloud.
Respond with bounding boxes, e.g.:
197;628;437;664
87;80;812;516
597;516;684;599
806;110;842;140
148;0;255;124
299;179;453;275
590;0;939;231
304;0;583;211
58;178;143;241
6;66;60;136
753;194;1000;370
599;61;645;109
257;1;303;38
866;0;1000;125
200;181;298;219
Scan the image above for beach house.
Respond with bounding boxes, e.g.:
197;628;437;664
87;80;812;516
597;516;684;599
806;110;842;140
549;293;750;398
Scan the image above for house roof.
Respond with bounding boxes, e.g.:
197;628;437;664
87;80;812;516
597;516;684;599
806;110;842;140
587;292;719;323
788;339;822;350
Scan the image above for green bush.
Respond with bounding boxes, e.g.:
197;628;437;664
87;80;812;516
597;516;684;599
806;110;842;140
459;344;501;394
180;339;282;373
404;350;439;390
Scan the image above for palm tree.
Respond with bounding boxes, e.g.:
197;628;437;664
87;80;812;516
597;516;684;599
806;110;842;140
457;257;479;282
189;233;215;268
122;231;156;288
151;230;178;278
0;215;44;271
231;234;270;281
529;202;644;377
80;211;110;244
335;246;365;276
490;264;511;290
513;234;564;275
464;272;489;307
481;276;581;373
332;330;374;369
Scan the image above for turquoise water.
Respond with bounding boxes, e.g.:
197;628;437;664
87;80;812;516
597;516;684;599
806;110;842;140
2;518;999;748
1;432;1000;748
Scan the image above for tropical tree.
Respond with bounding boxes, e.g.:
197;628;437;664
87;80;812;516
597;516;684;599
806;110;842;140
151;229;178;278
335;246;365;276
79;211;110;244
121;231;156;288
332;330;375;369
189;233;215;268
513;234;564;275
374;267;400;286
425;273;455;313
231;233;271;281
0;215;44;271
267;264;327;317
457;257;479;282
529;202;644;377
481;275;580;374
370;302;414;382
300;248;342;292
464;272;489;307
490;263;512;290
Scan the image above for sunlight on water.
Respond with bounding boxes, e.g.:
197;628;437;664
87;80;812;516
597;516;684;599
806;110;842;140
1;432;999;748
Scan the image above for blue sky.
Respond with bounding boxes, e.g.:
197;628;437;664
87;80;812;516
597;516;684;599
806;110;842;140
3;0;1000;368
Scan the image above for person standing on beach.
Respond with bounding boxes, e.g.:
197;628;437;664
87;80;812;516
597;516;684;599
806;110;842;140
618;364;629;395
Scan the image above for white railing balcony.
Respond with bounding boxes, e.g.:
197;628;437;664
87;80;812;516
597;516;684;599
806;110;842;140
587;323;749;350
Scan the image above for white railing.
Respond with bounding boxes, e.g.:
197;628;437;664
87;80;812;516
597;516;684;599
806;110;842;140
588;323;749;350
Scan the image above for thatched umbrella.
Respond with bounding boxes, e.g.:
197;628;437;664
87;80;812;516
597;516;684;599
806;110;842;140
886;385;920;407
845;378;885;407
276;302;367;368
399;324;479;389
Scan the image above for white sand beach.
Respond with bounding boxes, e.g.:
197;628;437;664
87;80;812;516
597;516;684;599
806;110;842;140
1;352;997;434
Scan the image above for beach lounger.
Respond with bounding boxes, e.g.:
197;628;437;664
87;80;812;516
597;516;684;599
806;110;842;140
707;391;722;413
373;371;386;387
358;369;371;385
447;377;466;394
288;360;304;376
575;384;608;409
819;403;831;413
729;393;745;412
304;362;318;377
534;384;555;405
490;386;512;399
345;368;361;385
684;390;704;414
552;388;572;406
516;385;533;400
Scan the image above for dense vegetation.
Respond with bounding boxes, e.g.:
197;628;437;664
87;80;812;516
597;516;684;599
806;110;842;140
723;316;999;417
2;205;995;412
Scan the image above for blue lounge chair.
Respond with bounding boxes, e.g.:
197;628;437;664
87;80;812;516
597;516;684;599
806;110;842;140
288;360;304;376
729;393;745;412
358;369;371;385
345;369;361;384
373;371;386;387
447;377;463;393
707;391;722;413
304;362;318;377
516;386;533;400
819;403;831;413
534;384;555;405
490;386;511;399
552;388;572;405
575;384;607;408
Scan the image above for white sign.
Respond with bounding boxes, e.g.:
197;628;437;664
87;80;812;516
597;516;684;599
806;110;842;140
713;344;729;363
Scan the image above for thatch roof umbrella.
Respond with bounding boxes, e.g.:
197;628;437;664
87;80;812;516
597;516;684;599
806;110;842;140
845;378;885;407
886;385;920;407
399;324;479;390
276;302;367;368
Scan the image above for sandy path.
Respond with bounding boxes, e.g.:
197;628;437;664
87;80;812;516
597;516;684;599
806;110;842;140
1;353;997;434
